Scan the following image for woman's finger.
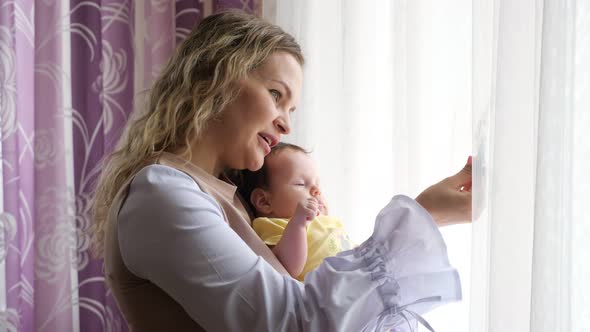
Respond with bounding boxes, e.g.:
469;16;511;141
447;156;472;188
462;182;472;192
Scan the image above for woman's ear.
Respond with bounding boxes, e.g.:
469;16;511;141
250;188;273;215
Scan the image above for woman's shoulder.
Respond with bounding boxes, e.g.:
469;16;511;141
133;164;197;187
122;164;222;218
130;164;212;197
116;165;226;281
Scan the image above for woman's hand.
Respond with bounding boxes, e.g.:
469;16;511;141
415;157;472;226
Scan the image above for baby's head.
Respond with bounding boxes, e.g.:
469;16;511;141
239;143;326;218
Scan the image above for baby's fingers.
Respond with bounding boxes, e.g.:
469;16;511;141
303;199;320;218
305;198;319;209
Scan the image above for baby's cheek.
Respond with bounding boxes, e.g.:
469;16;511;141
287;199;302;216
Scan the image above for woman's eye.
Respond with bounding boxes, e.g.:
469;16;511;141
270;89;281;102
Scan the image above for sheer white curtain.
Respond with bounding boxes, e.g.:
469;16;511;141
471;0;590;331
264;1;472;331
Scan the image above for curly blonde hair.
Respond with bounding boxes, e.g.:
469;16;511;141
90;10;304;258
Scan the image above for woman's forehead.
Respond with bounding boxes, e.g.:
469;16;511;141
255;52;303;94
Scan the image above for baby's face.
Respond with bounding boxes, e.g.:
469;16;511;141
264;149;328;218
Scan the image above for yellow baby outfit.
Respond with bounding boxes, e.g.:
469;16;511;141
252;216;355;281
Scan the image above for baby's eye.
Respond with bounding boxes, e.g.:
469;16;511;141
270;89;281;102
294;182;305;187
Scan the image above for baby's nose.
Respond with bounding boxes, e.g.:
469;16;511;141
311;186;321;197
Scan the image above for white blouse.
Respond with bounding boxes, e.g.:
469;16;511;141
117;165;461;331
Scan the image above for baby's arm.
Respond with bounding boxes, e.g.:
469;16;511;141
272;198;319;278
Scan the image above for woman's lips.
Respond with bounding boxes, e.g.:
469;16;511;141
258;135;271;155
259;132;279;148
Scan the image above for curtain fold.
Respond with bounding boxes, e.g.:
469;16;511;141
0;1;259;331
531;0;589;329
471;0;590;331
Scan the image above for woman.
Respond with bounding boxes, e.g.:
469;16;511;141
91;10;472;331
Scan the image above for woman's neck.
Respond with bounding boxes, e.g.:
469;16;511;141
177;136;224;177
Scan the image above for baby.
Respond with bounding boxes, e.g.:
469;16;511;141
236;142;464;331
240;142;354;280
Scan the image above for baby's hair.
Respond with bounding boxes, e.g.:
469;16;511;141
231;142;308;215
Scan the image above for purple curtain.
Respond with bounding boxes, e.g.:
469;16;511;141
0;1;259;331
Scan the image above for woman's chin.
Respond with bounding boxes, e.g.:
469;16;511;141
246;158;264;172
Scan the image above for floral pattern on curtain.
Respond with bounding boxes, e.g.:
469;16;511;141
0;1;259;331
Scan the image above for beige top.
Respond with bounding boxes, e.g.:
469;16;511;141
104;152;288;331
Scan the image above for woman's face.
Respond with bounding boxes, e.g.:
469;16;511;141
210;52;303;172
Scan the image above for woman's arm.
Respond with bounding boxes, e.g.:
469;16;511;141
271;199;318;277
118;165;461;331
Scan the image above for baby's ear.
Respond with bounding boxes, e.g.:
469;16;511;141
250;188;273;215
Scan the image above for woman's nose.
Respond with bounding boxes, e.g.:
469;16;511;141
274;112;291;135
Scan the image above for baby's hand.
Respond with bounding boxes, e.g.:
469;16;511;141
292;198;320;226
